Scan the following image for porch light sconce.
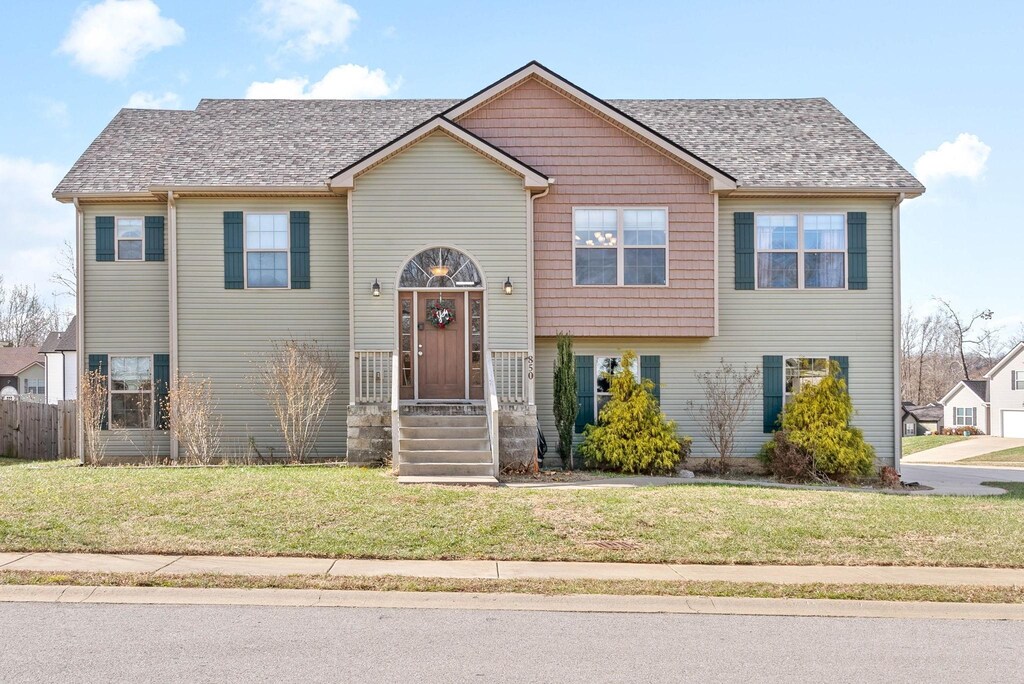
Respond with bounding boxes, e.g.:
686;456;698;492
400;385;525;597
371;279;381;297
503;277;513;295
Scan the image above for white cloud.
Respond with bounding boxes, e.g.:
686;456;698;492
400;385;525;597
0;156;75;300
127;90;182;109
41;99;70;126
245;64;399;99
914;133;991;184
256;0;358;59
59;0;185;79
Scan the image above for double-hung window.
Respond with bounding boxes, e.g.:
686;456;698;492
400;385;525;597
1014;371;1024;391
109;356;153;429
784;357;830;405
594;355;641;416
756;214;847;289
574;208;667;286
954;407;977;427
23;378;44;396
116;217;144;261
245;213;289;288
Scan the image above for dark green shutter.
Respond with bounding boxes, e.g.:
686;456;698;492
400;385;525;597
154;354;170;430
847;212;867;290
830;355;849;391
640;355;661;403
87;354;109;430
574;355;594;433
734;212;755;290
224;211;244;289
145;216;165;261
96;217;115;262
763;355;784;433
290;211;310;289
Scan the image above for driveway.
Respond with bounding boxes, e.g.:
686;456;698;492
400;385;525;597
901;464;1024;495
902;436;1024;464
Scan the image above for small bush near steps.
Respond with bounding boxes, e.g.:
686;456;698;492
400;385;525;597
578;350;691;475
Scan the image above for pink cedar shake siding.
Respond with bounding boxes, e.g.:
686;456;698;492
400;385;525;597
457;77;716;337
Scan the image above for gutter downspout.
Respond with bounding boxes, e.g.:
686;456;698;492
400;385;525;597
73;197;84;464
527;184;551;407
893;192;905;473
167;192;179;463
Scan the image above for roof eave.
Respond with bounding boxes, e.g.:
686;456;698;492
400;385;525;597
724;186;925;198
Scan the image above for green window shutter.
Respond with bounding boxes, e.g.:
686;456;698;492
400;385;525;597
640;355;661;404
224;211;244;289
87;354;109;430
847;212;867;290
830;355;849;391
290;211;310;289
145;216;165;261
763;355;784;433
153;354;170;430
734;212;755;290
96;216;115;262
574;355;594;434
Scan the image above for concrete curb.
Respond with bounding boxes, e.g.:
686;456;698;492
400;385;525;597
1;585;1022;620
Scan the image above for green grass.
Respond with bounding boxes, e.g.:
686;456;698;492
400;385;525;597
2;570;1021;604
961;447;1024;466
3;460;1024;567
902;435;969;455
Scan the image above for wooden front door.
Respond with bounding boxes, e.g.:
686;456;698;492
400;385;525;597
418;292;466;399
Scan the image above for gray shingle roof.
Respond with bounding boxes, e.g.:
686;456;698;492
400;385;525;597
53;96;922;196
963;379;989;402
0;347;42;377
55;316;77;352
39;332;60;354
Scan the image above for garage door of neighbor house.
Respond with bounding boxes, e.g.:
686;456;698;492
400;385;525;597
1003;411;1024;438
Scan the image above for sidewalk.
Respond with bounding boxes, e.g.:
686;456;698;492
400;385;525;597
2;552;1023;587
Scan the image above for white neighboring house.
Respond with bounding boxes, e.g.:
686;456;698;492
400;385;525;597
941;342;1024;437
40;316;77;404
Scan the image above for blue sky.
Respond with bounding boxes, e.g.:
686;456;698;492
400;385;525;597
1;0;1020;336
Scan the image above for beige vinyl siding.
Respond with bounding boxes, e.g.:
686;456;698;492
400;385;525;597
351;131;529;352
81;203;170;457
987;347;1024;436
942;385;989;434
175;197;349;459
536;198;898;466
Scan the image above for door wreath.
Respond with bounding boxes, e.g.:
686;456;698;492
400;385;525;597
427;300;456;329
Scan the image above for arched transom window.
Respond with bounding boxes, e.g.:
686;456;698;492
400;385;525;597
399;247;482;288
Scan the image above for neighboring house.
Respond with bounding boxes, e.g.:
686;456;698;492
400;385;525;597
941;342;1024;437
52;61;924;476
40;316;78;404
900;402;943;436
0;347;45;401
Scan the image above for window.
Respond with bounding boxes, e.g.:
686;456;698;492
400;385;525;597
245;213;289;288
116;217;144;261
109;356;153;429
954;407;977;427
784;357;830;404
23;378;44;396
756;214;846;289
904;422;916;436
399;247;482;288
574;208;667;286
595;355;641;416
1014;371;1024;391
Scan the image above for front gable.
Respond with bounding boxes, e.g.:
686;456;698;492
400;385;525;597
985;342;1024;384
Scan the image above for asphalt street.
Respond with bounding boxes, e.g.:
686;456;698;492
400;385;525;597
2;602;1023;683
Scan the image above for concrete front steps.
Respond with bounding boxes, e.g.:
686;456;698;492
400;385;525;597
397;405;498;485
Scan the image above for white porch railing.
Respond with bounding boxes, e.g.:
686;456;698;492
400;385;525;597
491;350;533;405
353;350;393;404
484;352;500;477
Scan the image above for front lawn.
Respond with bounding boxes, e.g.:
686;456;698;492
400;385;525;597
902;435;969;455
2;460;1024;567
961;447;1024;466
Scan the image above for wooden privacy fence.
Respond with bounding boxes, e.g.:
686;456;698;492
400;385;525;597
0;400;76;461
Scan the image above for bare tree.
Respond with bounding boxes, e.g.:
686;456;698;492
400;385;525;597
934;298;994;380
49;239;77;300
79;370;107;465
256;339;338;463
169;374;223;465
688;360;761;475
0;277;57;347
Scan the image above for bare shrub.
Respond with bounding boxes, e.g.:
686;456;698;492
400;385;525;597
878;466;902;489
758;431;814;482
256;339;338;463
688;360;760;476
169;374;222;465
79;370;107;465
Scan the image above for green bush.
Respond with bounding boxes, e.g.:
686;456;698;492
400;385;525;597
761;362;875;482
552;333;578;470
578;350;686;474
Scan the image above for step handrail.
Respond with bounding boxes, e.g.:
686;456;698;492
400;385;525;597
391;351;400;473
485;351;500;478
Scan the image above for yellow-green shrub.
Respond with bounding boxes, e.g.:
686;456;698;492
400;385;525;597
578;350;688;474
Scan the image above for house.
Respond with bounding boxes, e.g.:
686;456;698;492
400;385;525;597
941;342;1024;437
0;347;45;401
40;316;78;404
901;402;943;436
52;61;924;477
